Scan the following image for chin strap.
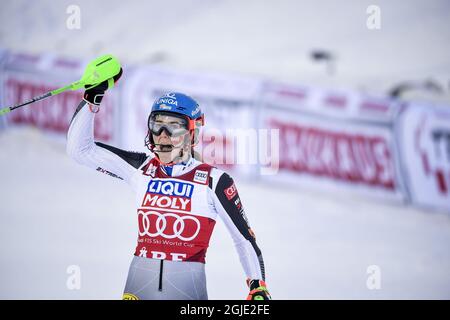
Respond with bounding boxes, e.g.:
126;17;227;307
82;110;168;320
152;142;190;167
146;129;193;166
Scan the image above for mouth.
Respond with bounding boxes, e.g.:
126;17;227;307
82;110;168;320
156;144;174;152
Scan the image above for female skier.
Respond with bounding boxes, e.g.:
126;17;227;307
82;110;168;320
66;69;271;300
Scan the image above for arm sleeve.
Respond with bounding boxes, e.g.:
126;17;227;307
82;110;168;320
209;168;266;281
66;100;148;184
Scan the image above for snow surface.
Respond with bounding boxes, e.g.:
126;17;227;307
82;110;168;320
0;127;449;299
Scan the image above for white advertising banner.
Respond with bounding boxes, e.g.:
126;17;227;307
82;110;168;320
396;103;450;212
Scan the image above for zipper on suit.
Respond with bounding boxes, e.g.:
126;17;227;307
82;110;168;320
158;260;164;291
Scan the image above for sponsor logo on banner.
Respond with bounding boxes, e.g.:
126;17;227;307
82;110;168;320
324;94;347;109
224;182;238;200
193;170;208;184
269;118;395;189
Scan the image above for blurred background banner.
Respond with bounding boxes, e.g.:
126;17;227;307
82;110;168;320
258;88;405;201
3;49;448;208
396;103;450;211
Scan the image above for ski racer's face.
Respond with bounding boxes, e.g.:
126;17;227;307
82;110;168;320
149;113;191;164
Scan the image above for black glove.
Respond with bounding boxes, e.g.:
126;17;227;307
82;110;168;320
83;67;123;105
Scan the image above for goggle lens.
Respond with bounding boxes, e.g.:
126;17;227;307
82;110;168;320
148;113;189;137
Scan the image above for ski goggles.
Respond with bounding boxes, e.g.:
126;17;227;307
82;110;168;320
148;112;189;137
